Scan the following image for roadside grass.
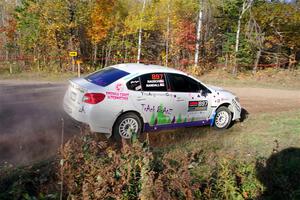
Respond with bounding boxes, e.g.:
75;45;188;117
1;109;299;199
0;71;78;82
1;67;299;90
152;109;300;178
0;159;58;200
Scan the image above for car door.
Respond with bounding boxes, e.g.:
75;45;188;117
166;73;213;125
127;73;175;129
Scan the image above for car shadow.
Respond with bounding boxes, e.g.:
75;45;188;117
240;107;249;122
256;147;300;200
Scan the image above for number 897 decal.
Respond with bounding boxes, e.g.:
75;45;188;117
188;100;208;111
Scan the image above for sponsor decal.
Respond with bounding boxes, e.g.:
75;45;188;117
146;79;165;87
151;73;164;80
144;119;211;132
115;83;124;92
106;91;129;100
130;80;140;84
135;85;142;91
78;106;85;113
141;104;173;115
188;100;208;111
145;73;165;88
142;92;169;97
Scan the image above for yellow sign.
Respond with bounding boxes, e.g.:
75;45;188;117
69;51;77;57
76;60;83;64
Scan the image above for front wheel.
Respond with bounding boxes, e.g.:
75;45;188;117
213;106;232;129
113;112;142;141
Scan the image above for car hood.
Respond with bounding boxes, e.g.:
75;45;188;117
207;85;235;96
207;85;223;91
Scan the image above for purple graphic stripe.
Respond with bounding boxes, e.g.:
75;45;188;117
144;119;211;132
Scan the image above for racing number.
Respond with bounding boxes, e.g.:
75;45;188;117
198;100;208;107
151;73;164;80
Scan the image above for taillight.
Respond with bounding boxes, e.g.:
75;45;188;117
83;93;105;104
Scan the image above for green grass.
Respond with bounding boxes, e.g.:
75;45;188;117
199;68;300;90
0;71;79;82
157;109;300;161
150;109;300;193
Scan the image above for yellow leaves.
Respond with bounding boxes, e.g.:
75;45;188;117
123;0;158;35
87;0;117;44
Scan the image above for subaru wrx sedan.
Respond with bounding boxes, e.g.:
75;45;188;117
63;63;241;140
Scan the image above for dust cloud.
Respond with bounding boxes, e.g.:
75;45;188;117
0;82;80;166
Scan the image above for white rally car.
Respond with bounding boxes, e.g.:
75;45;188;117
63;63;241;140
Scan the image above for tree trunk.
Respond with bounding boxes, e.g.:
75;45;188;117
107;44;112;66
165;0;170;67
288;48;296;71
37;47;40;71
253;49;261;73
104;45;108;67
93;43;98;68
233;14;242;75
43;55;46;67
225;52;228;70
275;53;279;68
137;0;146;63
121;34;125;63
101;45;105;68
194;0;203;66
233;0;252;75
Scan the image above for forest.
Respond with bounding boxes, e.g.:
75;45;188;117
0;0;299;74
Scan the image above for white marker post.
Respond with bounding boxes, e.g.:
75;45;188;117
77;60;82;77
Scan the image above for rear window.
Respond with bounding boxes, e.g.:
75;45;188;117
85;67;129;86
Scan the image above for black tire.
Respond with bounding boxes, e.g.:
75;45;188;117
112;112;142;142
213;106;232;130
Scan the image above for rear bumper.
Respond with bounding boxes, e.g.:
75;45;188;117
63;95;114;135
63;100;88;124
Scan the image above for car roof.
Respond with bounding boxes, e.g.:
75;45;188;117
112;63;186;75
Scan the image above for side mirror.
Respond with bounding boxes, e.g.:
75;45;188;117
201;89;209;97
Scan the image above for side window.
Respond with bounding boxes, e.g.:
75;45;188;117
140;73;167;92
127;76;142;91
167;73;200;92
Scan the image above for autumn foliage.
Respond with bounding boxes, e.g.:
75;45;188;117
0;0;299;73
61;131;264;200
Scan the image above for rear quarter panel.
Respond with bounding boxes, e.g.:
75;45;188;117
87;80;141;135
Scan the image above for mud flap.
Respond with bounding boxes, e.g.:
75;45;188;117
210;111;216;126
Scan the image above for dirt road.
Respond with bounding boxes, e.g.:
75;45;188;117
0;81;299;165
0;81;79;166
228;87;300;114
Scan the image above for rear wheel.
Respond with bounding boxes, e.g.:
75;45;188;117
213;106;232;129
113;112;142;141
